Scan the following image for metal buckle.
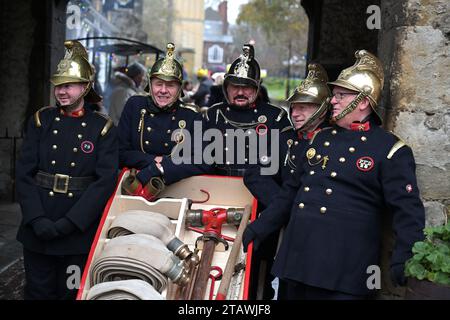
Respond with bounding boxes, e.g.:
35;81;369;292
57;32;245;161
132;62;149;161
53;174;70;194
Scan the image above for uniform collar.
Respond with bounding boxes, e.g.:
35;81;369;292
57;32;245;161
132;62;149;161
350;121;370;131
298;127;322;140
60;107;85;118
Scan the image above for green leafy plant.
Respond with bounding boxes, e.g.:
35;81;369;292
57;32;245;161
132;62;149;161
405;223;450;286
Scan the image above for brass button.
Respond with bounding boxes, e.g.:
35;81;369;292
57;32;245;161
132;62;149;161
254;109;258;113
147;127;152;132
361;136;367;142
49;191;54;197
290;169;294;174
68;192;73;198
326;188;333;195
320;207;327;214
70;162;76;167
331;171;337;178
172;116;176;121
77;134;83;139
225;147;229;151
81;122;87;127
52;145;57;150
304;187;310;192
349;147;355;153
298;203;305;209
324;141;330;147
55;117;60;122
339;157;346;163
331;130;337;135
150;113;155;118
53;130;58;135
167;129;171;134
291;155;296;160
310;170;315;175
316;155;322;160
145;141;150;145
294;141;299;146
226;107;230;111
51;160;56;165
73;148;78;152
164;143;169;147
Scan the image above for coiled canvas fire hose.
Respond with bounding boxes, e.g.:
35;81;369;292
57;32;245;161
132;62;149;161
87;279;164;300
90;234;189;293
107;210;199;266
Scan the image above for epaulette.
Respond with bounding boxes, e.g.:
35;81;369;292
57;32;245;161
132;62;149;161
268;103;288;122
281;125;294;133
94;111;114;136
309;127;333;145
34;106;54;127
180;103;200;113
387;132;408;159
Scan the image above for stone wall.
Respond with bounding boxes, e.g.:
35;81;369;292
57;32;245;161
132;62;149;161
0;0;67;201
378;0;450;227
377;0;450;298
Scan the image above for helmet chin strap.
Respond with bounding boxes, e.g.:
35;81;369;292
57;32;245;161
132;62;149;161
55;82;90;111
330;91;367;123
296;98;330;133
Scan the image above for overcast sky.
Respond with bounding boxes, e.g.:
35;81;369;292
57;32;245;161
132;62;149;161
227;0;249;25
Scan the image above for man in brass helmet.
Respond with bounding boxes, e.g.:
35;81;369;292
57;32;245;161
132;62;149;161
202;44;290;300
245;63;331;207
15;40;118;299
205;44;290;176
243;63;331;299
243;50;425;299
119;43;209;200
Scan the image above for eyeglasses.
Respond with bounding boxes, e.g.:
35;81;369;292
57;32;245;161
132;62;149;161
333;92;356;101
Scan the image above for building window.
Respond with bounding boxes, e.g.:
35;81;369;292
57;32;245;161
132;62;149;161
208;45;223;63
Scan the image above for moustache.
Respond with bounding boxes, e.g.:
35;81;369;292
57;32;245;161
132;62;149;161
233;95;248;100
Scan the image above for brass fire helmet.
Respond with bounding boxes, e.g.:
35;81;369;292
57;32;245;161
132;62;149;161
50;40;101;104
287;63;331;132
328;50;384;124
223;44;261;105
147;42;184;107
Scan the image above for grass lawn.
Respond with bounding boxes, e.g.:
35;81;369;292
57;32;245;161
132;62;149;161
264;77;303;101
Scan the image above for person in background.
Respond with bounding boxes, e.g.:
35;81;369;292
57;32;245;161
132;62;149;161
108;62;147;125
207;72;225;107
188;68;213;107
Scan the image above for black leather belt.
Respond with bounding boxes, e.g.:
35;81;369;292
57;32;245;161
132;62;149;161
215;166;247;177
34;171;95;194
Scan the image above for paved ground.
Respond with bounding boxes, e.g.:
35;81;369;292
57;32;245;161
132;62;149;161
0;202;25;300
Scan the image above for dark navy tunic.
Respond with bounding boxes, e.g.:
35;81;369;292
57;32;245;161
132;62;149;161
16;107;118;255
246;119;425;295
205;101;290;176
118;95;210;184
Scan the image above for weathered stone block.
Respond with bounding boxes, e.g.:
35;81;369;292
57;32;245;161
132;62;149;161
424;201;447;227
